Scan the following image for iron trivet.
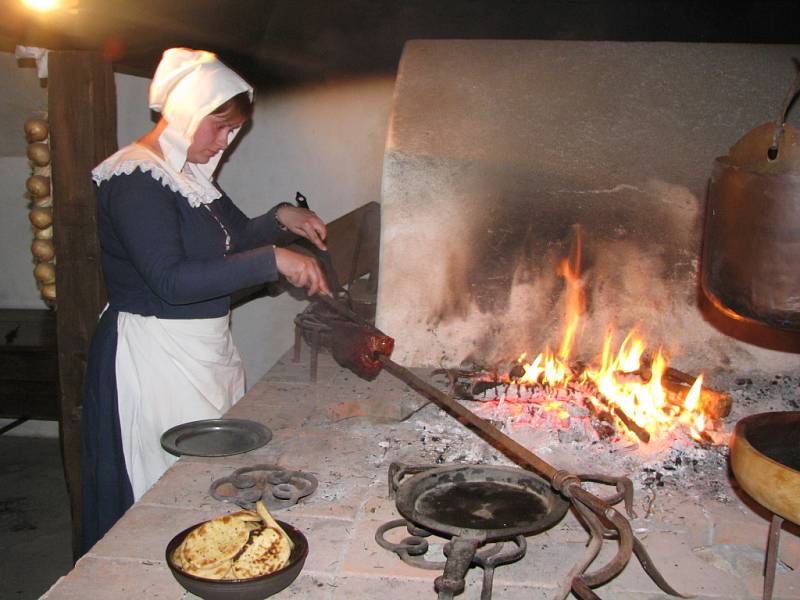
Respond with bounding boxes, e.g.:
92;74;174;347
293;292;360;382
376;518;526;600
376;461;569;600
209;463;318;510
293;305;332;382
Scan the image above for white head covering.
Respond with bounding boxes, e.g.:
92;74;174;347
150;48;253;178
92;48;254;207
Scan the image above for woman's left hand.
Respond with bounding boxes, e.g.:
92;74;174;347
276;205;328;251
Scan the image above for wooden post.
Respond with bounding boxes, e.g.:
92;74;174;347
48;51;117;559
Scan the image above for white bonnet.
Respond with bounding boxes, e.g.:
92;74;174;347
149;48;254;181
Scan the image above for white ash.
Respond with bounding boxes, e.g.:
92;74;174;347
406;370;798;503
410;412;508;465
720;372;800;416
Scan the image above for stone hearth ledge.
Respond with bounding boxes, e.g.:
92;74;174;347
41;349;800;599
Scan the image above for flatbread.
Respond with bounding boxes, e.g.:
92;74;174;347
229;509;262;523
180;514;252;570
171;507;294;581
232;527;292;579
255;502;294;550
171;545;186;570
182;558;234;580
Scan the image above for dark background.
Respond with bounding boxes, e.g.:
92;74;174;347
1;0;798;85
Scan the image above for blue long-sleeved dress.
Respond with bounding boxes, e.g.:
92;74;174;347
80;167;295;554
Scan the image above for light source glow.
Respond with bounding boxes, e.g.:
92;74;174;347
23;0;60;12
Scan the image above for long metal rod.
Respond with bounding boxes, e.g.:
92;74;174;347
379;356;558;481
317;294;686;598
377;354;687;599
316;292;371;327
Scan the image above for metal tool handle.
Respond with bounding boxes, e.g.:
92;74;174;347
435;537;482;598
316;292;372;329
295;191;346;297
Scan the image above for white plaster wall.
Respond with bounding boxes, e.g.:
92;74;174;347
114;73;154;144
0;51;48;157
114;74;395;387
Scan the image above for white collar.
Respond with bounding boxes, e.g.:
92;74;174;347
91;144;222;207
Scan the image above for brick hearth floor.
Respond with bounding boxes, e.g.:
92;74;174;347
42;349;800;599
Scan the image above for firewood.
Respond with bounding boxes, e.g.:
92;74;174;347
612;370;647;385
657;385;727;420
610;405;651;443
586;387;651;443
579;395;617;439
638;360;732;419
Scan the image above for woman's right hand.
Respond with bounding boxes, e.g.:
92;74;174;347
274;247;331;297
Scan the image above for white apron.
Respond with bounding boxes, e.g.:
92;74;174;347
115;311;244;499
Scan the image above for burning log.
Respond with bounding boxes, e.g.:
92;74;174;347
566;379;651;443
579;381;651;443
609;405;651;444
434;359;726;445
576;390;617;439
431;368;504;399
639;359;732;418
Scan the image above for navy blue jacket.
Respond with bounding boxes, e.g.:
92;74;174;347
97;168;295;318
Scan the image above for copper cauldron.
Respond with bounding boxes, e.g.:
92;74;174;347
702;114;800;331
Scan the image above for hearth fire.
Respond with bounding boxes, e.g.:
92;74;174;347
436;227;730;448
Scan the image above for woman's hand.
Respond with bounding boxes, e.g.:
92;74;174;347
276;205;328;251
274;247;331;296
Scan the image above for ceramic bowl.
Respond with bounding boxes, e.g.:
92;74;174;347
165;519;308;600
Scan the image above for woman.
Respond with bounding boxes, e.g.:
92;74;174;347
80;48;330;554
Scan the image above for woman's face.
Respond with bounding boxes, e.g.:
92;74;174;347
186;112;247;164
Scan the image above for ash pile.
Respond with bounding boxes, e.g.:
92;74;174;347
406;369;799;504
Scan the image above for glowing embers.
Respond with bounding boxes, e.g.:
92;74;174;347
447;228;728;446
468;338;725;446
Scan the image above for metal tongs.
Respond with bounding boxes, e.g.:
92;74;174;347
295;191;348;300
315;293;691;600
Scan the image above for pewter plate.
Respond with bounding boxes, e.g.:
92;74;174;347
161;419;272;457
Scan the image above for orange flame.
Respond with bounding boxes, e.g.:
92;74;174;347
497;228;710;443
681;375;707;440
557;234;584;362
